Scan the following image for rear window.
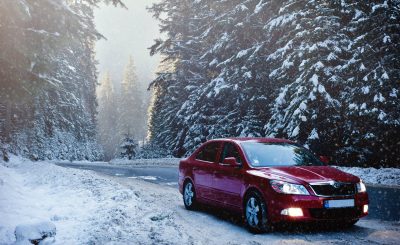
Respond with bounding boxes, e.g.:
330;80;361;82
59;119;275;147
196;142;219;162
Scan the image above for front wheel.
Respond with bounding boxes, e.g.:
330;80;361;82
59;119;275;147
183;181;197;210
244;191;270;233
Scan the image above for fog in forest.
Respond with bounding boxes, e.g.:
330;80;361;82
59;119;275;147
94;0;160;159
95;0;160;88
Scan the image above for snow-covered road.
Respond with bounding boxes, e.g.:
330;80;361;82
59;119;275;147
57;162;400;221
1;157;400;244
56;162;179;187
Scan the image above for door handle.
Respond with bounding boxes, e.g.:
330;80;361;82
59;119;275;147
193;167;198;171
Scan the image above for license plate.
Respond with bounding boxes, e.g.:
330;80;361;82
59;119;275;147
324;199;354;208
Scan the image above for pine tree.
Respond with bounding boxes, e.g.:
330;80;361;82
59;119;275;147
148;0;275;155
0;0;97;160
264;0;353;156
119;134;138;160
147;0;400;167
337;0;400;166
0;0;126;160
97;72;119;160
148;0;208;155
265;0;400;166
118;56;146;141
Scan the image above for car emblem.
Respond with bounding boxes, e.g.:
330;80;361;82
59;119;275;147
332;182;341;188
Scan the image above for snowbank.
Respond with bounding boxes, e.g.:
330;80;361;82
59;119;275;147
15;221;56;244
336;166;400;186
54;159;109;165
109;158;181;167
0;155;144;244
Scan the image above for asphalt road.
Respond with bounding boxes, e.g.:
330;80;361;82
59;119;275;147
56;162;400;221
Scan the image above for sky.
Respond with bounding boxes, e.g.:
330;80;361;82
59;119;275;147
94;0;160;91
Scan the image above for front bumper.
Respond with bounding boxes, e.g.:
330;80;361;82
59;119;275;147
267;192;369;223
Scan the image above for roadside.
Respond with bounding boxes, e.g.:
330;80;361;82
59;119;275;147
1;156;400;244
109;158;181;167
55;162;178;186
334;166;400;186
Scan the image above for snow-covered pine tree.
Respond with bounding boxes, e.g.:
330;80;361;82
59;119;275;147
119;134;138;160
148;0;400;166
337;0;400;167
97;72;119;160
118;57;146;142
265;0;400;166
149;0;294;155
264;0;353;157
178;0;270;153
0;0;126;160
148;0;214;156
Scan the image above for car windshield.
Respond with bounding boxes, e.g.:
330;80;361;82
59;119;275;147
241;142;324;167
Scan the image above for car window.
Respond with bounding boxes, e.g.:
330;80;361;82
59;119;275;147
195;142;219;162
241;142;324;167
219;142;242;164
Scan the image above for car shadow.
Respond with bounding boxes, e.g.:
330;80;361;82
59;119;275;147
185;204;376;236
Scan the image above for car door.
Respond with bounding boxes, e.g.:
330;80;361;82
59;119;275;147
212;142;244;209
192;141;221;201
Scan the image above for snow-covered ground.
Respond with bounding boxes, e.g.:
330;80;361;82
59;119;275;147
335;166;400;186
1;156;400;244
1;156;146;244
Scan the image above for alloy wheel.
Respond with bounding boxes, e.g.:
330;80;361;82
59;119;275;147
246;197;260;227
183;181;196;209
183;182;194;206
244;191;270;233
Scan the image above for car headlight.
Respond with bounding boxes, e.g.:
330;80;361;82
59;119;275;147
356;180;366;193
270;180;310;195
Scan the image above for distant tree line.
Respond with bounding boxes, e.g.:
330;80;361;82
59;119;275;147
97;57;148;160
148;0;400;167
0;0;124;161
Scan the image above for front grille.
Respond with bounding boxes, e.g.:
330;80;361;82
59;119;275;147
309;207;362;219
310;182;356;196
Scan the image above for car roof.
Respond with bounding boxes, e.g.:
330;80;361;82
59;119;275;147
210;137;295;144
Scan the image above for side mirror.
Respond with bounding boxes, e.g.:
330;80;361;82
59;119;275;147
222;157;240;167
319;156;330;165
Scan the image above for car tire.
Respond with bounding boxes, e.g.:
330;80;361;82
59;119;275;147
244;191;270;233
183;180;197;210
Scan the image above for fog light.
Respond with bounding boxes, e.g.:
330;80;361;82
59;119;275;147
363;204;368;213
281;208;303;217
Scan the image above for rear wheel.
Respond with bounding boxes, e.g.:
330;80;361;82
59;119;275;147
183;181;197;210
244;191;270;233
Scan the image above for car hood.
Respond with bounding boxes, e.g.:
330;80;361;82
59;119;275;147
249;166;360;184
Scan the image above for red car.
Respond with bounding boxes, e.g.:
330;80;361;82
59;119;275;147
178;138;369;233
